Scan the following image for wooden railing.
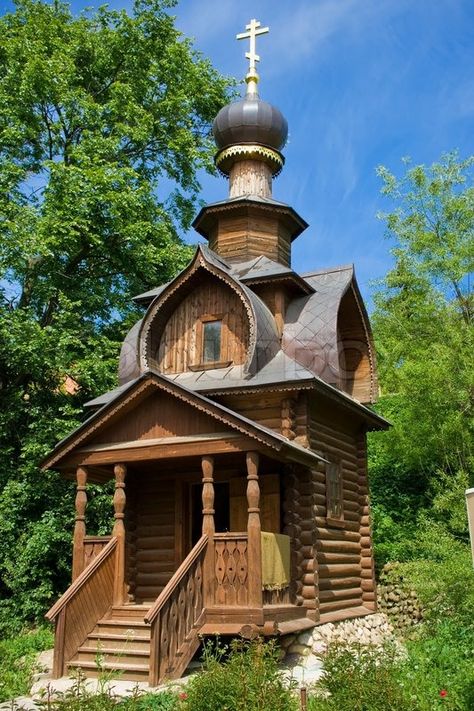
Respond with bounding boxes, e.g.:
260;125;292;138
83;535;112;569
213;533;249;606
145;535;208;687
46;537;117;678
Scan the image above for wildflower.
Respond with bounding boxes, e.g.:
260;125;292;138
439;689;448;698
179;692;188;700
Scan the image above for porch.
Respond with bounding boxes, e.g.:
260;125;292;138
46;443;316;686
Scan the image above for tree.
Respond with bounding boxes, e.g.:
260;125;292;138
369;153;474;562
0;0;230;627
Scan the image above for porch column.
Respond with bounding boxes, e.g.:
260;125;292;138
201;456;215;607
72;466;88;581
246;451;263;608
113;463;127;606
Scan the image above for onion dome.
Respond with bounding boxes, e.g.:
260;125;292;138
213;95;288;153
213;19;287;178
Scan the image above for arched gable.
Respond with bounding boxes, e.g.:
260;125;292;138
137;246;279;377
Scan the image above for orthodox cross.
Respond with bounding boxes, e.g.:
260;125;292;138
236;19;269;76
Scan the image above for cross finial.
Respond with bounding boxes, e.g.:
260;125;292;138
236;19;269;95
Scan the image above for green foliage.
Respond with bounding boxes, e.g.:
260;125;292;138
308;634;474;711
0;627;53;702
0;0;230;629
183;638;298;711
308;643;413;711
369;152;474;563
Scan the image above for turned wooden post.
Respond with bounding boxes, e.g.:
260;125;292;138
72;466;88;581
201;455;215;607
246;451;263;608
113;463;127;606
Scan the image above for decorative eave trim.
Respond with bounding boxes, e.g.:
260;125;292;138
215;144;284;177
41;372;299;472
347;279;378;404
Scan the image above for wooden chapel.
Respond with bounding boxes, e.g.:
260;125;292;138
43;19;388;685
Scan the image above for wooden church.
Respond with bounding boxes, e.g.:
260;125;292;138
43;19;388;685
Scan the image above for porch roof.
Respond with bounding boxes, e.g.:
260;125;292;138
42;370;327;473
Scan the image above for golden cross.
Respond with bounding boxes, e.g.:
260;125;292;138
236;19;269;74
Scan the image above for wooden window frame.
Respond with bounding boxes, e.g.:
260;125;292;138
325;458;344;528
190;313;233;370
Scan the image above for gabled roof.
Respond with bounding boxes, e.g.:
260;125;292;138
282;265;378;402
43;370;327;472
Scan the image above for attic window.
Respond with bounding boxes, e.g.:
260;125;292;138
203;320;222;363
326;460;344;528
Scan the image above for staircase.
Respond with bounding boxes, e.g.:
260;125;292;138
67;605;152;682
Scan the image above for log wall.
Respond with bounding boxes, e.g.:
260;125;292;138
127;473;176;603
309;404;373;620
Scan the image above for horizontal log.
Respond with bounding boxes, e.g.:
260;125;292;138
318;598;363;614
315;517;359;532
319;576;361;591
363;592;376;602
303;573;316;586
316;539;361;554
361;579;375;592
360;526;371;537
318;552;360;564
319;587;362;602
318;564;361;578
136;549;174;563
360;557;373;568
316;528;360;542
360;536;371;548
135;536;174;549
135;572;173;586
135;561;175;574
135;525;175;537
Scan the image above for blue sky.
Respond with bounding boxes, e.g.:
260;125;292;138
3;0;474;306
170;0;474;303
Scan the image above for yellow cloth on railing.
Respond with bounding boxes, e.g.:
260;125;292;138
261;532;290;591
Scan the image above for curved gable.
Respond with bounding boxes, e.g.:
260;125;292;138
137;246;279;378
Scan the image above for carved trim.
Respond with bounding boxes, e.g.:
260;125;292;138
348;282;377;403
215;144;284;177
43;374;285;470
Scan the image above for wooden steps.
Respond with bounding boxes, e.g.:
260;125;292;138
67;608;152;682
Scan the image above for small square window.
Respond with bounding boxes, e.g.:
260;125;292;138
326;460;344;526
203;320;222;363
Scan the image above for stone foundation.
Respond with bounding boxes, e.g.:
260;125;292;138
281;612;397;664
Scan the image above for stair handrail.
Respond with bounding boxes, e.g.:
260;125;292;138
145;534;208;626
46;536;117;621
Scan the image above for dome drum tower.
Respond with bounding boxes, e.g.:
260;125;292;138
193;19;306;267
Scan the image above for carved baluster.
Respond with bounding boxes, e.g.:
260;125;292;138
201;456;215;607
113;463;127;606
246;451;263;610
72;466;88;581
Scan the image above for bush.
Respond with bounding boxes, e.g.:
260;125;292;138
308;642;413;711
183;638;297;711
0;627;53;702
